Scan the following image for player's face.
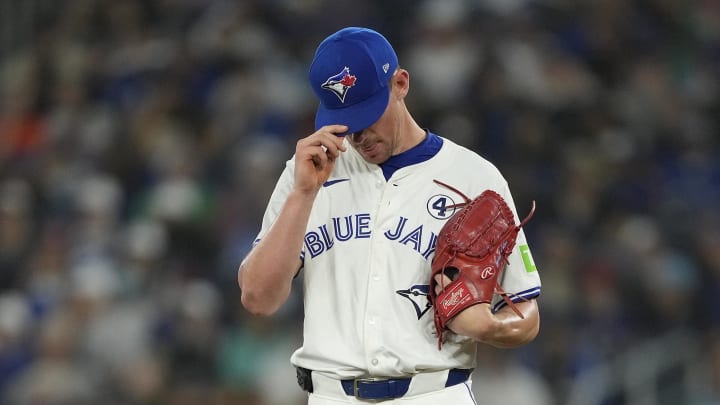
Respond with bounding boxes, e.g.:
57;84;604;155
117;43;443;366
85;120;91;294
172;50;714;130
348;105;399;164
348;72;408;164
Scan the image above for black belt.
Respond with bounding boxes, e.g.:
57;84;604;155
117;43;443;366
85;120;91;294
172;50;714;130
296;367;473;400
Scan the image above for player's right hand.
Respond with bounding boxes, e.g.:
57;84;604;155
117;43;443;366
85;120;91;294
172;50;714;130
293;125;348;194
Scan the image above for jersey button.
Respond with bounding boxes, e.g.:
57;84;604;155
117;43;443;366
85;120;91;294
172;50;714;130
371;358;379;366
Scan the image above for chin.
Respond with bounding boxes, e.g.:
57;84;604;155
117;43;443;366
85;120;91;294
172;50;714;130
367;155;389;165
358;150;383;164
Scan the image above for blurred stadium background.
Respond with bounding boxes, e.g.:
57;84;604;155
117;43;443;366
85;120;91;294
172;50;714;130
0;0;719;404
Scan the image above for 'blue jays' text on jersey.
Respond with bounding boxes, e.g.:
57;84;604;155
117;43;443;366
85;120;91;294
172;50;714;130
251;133;541;379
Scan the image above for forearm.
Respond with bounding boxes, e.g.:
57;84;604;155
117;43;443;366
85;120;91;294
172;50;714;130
239;189;317;315
447;299;540;348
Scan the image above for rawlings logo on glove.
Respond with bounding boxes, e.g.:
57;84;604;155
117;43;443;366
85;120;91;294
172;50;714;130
428;180;536;349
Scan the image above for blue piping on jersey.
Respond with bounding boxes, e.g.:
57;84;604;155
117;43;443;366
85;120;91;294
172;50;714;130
491;286;541;313
464;381;478;405
379;131;443;180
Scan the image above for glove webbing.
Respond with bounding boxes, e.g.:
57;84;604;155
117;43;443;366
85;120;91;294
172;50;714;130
432;180;537;336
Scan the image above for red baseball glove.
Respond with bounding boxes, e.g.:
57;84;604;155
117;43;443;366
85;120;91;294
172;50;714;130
428;180;535;349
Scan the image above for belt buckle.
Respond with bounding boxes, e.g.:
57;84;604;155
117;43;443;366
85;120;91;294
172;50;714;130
353;377;386;399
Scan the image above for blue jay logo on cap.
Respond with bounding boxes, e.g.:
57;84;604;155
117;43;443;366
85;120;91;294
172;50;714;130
321;66;357;103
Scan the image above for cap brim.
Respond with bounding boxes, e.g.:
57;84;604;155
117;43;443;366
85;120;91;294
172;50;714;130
314;87;389;136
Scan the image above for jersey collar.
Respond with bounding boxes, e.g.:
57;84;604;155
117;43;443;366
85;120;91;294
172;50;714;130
379;131;443;180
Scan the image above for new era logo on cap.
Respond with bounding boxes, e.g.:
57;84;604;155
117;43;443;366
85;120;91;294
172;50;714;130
309;27;399;135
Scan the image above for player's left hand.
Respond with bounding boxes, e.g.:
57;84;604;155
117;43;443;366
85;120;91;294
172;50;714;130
432;271;539;346
432;273;452;295
432;273;495;338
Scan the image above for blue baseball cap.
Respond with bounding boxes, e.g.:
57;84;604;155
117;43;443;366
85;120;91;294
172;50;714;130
309;27;399;135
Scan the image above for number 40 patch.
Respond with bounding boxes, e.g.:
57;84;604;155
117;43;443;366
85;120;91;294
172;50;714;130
426;194;457;220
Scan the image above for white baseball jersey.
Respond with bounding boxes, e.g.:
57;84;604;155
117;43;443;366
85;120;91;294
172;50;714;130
252;132;541;380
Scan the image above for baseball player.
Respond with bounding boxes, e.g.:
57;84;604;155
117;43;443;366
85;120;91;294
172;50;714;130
239;27;541;404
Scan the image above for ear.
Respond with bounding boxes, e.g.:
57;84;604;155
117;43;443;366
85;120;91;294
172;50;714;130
391;68;410;99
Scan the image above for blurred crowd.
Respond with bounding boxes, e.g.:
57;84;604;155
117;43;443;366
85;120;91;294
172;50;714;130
1;0;719;404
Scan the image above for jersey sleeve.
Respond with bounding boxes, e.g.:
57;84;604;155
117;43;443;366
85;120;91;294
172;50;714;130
492;181;541;312
251;158;295;246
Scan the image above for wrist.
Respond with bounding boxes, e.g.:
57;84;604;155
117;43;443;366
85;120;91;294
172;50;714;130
289;187;320;203
446;303;498;341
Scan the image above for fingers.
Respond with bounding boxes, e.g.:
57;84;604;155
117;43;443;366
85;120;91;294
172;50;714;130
297;125;348;162
292;126;349;192
321;124;351;138
310;145;329;169
315;125;348;156
433;273;453;295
